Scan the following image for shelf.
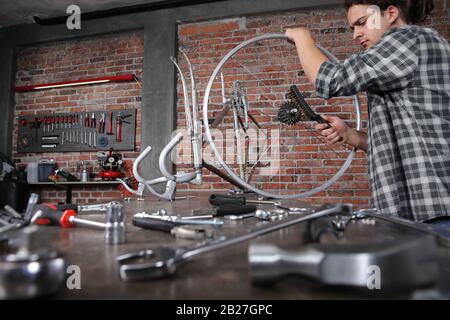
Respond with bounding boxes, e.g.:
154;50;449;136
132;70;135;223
29;181;121;185
29;180;122;203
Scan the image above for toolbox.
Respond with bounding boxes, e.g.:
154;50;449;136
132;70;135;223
17;109;136;153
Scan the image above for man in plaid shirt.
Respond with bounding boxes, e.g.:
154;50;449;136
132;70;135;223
286;0;450;223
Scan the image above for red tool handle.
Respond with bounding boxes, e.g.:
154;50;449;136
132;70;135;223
99;120;105;134
107;111;113;135
116;116;122;142
33;204;76;228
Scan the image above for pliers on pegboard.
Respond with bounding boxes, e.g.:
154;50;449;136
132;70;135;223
98;113;105;134
90;113;96;128
84;113;90;128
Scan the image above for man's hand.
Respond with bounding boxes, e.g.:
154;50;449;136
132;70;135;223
285;27;314;44
315;115;349;145
315;115;368;151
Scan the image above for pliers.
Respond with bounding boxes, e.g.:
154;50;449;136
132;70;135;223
90;113;96;128
98;113;105;134
84;113;90;127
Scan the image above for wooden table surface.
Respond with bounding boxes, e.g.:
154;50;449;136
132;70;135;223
34;193;450;300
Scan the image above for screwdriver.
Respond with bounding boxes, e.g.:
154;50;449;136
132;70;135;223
209;194;278;206
132;217;175;232
30;204;105;229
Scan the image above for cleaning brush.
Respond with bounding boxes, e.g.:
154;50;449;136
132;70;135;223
277;101;303;125
280;85;329;126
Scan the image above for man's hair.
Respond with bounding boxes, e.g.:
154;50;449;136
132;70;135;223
344;0;434;24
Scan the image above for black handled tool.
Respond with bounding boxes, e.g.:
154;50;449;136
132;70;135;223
209;194;276;206
133;217;175;232
192;203;257;218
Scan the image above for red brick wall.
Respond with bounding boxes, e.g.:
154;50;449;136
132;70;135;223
12;2;448;206
13;31;143;204
174;1;449;206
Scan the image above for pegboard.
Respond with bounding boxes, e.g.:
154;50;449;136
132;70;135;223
17;109;136;153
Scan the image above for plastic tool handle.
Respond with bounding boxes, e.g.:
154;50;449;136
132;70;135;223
33;204;76;227
116;116;122;142
32;204;63;225
132;217;174;232
214;204;257;216
209;194;247;205
107;111;114;135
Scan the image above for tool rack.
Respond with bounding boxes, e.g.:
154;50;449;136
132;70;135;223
17;109;136;153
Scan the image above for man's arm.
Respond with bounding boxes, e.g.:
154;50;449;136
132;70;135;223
285;28;328;85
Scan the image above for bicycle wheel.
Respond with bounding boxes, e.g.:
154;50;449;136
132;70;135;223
202;33;361;199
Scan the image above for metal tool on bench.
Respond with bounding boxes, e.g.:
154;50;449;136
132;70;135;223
191;203;257;219
133;212;224;226
0;208;24;234
171;225;215;240
255;209;289;221
0;225;67;299
56;202;115;213
208;194;278;206
249;234;439;290
31;201;126;245
357;208;450;248
132;217;215;240
209;195;316;216
275;199;316;213
224;213;256;220
117;203;349;281
0;193;40;235
29;204;102;228
105;202;126;245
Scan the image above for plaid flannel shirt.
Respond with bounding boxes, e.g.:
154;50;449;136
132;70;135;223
316;25;450;221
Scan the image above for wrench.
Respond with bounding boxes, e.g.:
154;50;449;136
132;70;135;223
224;213;255;220
117;204;349;281
133;213;224;226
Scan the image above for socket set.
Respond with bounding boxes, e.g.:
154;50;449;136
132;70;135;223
17;109;136;153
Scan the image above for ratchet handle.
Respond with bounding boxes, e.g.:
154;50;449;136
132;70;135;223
209;194;247;206
132;217;174;232
214;204;257;216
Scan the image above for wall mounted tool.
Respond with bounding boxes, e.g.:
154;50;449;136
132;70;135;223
17;109;136;153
